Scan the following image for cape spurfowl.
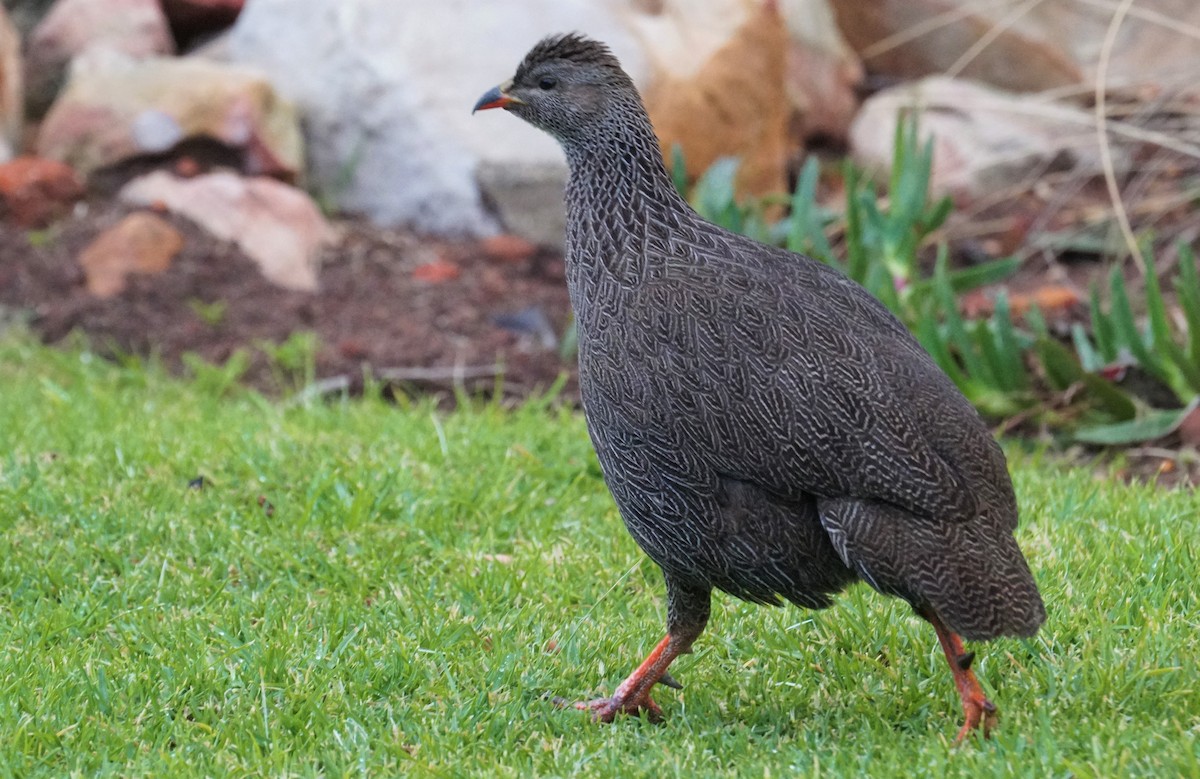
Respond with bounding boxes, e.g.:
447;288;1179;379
474;33;1045;742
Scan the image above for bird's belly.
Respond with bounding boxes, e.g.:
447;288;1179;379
580;396;855;606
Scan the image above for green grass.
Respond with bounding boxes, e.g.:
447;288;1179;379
0;337;1197;778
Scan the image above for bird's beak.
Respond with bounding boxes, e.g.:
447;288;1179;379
473;80;524;113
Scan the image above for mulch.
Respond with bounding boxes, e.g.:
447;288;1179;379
0;200;577;402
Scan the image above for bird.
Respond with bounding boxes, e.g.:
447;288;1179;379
473;33;1045;742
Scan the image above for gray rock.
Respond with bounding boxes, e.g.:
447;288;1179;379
222;0;642;239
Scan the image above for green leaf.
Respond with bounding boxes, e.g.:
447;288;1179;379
1074;398;1199;445
1108;266;1159;373
1078;372;1138;421
907;256;1020;298
1035;336;1082;391
1089;281;1116;361
785;157;834;262
843;163;870;284
991;292;1028;390
1024;304;1049;339
1070;323;1104;373
690;156;742;229
669;143;689;198
1174;242;1200;366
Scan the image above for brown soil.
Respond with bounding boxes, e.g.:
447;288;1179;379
0;200;577;401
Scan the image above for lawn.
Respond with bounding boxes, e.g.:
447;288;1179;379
0;338;1197;778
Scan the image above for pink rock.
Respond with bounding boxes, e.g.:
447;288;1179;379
118;170;332;292
0;155;84;227
36;53;302;179
78;211;183;297
25;0;174;116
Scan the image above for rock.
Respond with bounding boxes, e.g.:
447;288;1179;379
220;0;858;240
474;161;566;250
24;0;174;118
36;51;302;179
778;0;863;142
638;0;791;198
161;0;244;45
830;0;1200;96
118;170;331;291
0;7;22;162
634;0;861;196
850;76;1118;203
0;155;84;227
79;211;183;297
223;0;645;239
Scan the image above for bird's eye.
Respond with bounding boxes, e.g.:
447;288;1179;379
538;76;557;90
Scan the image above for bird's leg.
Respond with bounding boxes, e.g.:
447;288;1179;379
567;577;710;723
920;608;998;743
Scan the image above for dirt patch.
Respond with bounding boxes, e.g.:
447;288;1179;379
0;200;577;400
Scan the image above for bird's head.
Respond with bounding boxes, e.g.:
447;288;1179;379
473;33;638;146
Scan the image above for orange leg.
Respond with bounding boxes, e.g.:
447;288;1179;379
922;609;998;743
559;632;694;723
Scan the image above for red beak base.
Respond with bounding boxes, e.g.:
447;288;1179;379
473;85;514;113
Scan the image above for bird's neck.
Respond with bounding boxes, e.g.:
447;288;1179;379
560;108;691;301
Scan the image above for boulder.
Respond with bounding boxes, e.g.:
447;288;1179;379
0;7;22;162
79;211;183;297
118;170;332;292
36;51;302;179
222;0;646;239
635;0;861;197
24;0;174;117
637;0;791;198
0;155;84;227
220;0;859;242
830;0;1200;96
850;76;1117;203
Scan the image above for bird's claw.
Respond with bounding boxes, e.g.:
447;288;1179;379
954;693;998;744
553;694;664;724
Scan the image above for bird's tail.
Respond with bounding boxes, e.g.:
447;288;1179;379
818;497;1046;641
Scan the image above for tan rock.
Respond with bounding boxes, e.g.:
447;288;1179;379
0;7;21;162
24;0;174;117
79;211;183;297
830;0;1200;96
36;52;303;179
630;0;860;198
639;0;791;198
118;170;332;292
850;76;1116;202
0;155;84;227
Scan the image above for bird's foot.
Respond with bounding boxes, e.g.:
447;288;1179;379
954;692;998;744
563;692;664;724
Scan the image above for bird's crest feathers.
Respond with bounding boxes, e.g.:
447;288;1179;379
515;33;623;81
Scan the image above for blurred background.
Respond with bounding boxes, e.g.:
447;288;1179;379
1;0;1198;472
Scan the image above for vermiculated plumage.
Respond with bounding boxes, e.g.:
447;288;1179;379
474;32;1045;739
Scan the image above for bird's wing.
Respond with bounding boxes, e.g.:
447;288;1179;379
633;242;1012;527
